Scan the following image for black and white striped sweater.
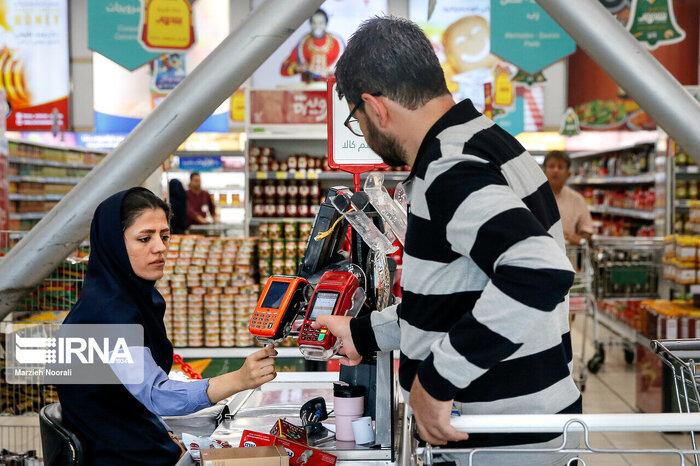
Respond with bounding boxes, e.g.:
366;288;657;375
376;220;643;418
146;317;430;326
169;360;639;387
350;99;582;447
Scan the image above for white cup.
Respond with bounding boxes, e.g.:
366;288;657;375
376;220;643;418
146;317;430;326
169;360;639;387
351;416;375;445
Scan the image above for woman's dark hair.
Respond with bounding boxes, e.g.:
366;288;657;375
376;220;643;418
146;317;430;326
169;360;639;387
335;16;449;110
121;189;172;232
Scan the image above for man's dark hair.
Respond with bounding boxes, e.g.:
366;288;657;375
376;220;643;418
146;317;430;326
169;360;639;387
543;150;571;170
190;172;200;180
310;8;328;24
335;16;449;110
121;189;172;232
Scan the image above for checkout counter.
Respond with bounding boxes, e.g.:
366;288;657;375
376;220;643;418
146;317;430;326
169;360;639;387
174;352;409;466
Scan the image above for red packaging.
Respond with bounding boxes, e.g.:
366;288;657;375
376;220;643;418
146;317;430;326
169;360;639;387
240;430;337;466
270;419;308;444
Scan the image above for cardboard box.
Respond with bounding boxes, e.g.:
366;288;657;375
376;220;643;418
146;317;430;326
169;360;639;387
200;446;289;466
240;430;337;466
270;419;308;444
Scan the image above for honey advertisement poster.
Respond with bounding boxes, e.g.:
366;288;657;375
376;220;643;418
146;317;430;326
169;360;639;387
0;0;69;131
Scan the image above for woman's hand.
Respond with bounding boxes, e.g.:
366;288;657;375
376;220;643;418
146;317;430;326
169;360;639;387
206;346;278;403
238;346;278;390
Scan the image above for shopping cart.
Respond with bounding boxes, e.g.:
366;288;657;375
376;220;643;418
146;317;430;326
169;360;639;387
410;413;700;465
651;338;700;464
408;338;700;465
588;237;664;374
566;240;595;392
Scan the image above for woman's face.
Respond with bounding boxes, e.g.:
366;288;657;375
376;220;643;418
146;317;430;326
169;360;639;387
123;208;170;281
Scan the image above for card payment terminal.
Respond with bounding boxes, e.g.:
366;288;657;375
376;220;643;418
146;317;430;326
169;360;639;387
298;271;365;360
249;276;309;341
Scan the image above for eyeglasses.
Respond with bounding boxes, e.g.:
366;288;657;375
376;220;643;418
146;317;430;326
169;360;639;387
344;93;382;137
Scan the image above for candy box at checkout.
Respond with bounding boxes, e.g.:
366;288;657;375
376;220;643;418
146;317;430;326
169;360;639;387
270;418;308;444
240;430;337;466
200;445;289;466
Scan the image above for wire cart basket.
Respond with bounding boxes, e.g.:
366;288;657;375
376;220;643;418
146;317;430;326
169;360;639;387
566;240;595;392
587;237;664;374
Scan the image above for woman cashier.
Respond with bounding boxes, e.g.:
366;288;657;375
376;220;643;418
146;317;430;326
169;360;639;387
57;188;276;465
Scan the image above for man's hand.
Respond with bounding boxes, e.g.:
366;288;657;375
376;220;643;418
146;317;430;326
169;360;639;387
238;345;277;389
312;315;362;366
410;376;469;445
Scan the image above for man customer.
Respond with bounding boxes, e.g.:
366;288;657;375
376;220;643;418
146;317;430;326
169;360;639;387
543;150;593;246
186;172;216;226
315;16;581;465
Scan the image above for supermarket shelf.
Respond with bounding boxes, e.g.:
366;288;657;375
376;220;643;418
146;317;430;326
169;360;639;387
248;124;327;140
249;171;408;182
569;139;657;160
676;166;700;176
9;194;64;201
7;137;108;154
9;212;47;220
589;205;655;220
662;278;691;295
175;347;303;358
174;150;244;158
8;156;97;170
250;217;314;225
9;175;81;184
568;174;655;185
675;199;694;211
596;310;638;343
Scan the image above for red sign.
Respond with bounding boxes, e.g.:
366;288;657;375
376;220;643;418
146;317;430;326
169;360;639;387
250;90;327;125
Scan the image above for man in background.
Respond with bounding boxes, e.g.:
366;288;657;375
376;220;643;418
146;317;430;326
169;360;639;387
186;172;215;226
544;150;593;245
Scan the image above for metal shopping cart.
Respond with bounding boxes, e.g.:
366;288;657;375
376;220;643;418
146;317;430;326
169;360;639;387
406;338;700;465
566;240;595;392
588;237;664;374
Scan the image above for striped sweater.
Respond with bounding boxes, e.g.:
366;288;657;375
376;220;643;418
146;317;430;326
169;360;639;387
350;99;582;447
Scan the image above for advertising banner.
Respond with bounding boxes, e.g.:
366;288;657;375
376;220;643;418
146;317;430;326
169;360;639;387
410;0;545;135
250;90;327;125
0;90;7;232
251;0;387;90
0;0;69;131
88;0;160;71
490;0;575;74
568;0;698;131
93;0;229;133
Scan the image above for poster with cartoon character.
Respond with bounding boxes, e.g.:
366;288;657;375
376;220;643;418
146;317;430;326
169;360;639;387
251;0;387;90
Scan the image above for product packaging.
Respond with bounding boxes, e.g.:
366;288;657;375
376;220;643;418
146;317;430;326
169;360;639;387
200;445;289;465
270;418;308;444
240;430;337;466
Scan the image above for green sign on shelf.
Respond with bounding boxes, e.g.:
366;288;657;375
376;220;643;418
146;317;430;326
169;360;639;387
88;0;160;71
490;0;575;74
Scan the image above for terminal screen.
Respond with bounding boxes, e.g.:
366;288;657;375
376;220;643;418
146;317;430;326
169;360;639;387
309;292;340;320
261;281;291;310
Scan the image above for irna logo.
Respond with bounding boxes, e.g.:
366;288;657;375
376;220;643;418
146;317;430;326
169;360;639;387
14;334;133;365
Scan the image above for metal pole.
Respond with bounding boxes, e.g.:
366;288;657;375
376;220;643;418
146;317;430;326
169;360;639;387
0;0;324;318
536;0;700;164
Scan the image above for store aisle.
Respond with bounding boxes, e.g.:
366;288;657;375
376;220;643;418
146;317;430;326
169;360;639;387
571;314;696;465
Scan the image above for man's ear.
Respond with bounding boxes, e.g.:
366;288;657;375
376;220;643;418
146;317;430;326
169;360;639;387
362;93;389;128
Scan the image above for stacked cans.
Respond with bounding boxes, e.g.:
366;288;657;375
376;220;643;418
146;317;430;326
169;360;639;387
156;235;259;348
257;221;312;292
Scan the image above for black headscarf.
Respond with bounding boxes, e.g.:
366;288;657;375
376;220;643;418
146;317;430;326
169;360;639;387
57;187;181;465
168;179;187;235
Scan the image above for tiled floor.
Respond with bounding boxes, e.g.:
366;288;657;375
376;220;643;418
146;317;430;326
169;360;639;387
571;313;698;465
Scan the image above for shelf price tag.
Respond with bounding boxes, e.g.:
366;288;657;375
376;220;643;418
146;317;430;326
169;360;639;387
307;171;318;180
294;171;306;180
276;172;287;180
256;172;267;179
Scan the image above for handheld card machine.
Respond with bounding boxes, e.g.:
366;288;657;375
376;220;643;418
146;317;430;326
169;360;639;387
298;271;365;360
249;276;309;341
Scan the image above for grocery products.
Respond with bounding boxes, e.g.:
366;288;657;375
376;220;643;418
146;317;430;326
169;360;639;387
251;179;322;218
157;235;258;347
